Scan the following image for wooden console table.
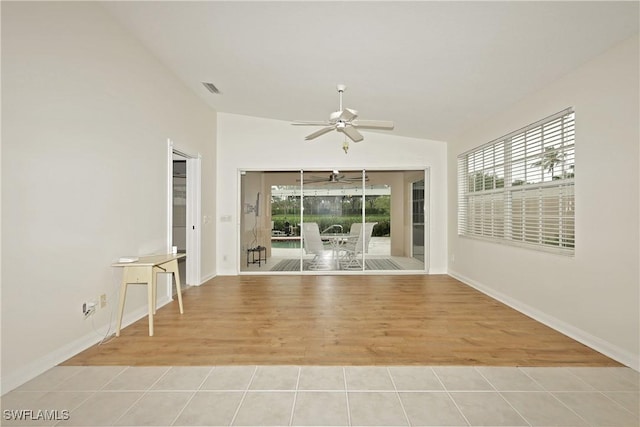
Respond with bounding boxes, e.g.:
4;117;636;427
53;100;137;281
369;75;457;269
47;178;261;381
112;253;185;337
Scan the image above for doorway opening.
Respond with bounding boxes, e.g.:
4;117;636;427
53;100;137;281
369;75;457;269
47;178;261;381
167;140;202;287
172;157;188;287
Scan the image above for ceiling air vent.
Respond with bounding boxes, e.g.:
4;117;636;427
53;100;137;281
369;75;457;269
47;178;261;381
202;82;221;94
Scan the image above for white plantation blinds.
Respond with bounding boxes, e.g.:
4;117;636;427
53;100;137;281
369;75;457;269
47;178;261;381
458;109;575;254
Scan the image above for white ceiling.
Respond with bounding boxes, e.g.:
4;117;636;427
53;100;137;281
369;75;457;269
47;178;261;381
103;1;638;141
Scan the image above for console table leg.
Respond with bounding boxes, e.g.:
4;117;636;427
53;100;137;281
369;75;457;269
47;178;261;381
115;280;128;337
165;259;184;314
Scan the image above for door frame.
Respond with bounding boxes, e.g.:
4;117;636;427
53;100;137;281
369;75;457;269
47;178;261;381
167;139;202;286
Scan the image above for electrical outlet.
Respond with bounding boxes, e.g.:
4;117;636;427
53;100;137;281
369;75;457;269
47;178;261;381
82;301;97;318
100;294;107;308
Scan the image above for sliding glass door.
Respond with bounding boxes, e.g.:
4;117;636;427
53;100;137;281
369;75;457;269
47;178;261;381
240;169;427;273
412;179;425;263
301;170;363;271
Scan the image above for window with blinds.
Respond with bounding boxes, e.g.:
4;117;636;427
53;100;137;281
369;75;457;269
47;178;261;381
457;108;575;255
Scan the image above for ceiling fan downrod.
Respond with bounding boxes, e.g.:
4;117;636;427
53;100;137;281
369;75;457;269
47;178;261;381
337;84;346;112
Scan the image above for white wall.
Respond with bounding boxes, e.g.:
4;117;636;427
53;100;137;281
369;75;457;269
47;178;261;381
1;2;217;393
217;113;448;275
448;35;639;369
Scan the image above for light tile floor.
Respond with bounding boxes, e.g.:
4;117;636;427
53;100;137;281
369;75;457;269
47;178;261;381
2;365;638;426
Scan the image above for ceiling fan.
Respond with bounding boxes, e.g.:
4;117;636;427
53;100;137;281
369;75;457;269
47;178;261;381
301;170;368;185
292;85;394;150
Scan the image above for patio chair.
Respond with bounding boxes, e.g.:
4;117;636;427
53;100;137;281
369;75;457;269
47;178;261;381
340;222;377;270
302;222;331;270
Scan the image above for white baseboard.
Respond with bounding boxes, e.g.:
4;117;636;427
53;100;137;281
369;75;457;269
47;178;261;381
198;272;216;284
1;296;172;395
448;269;639;372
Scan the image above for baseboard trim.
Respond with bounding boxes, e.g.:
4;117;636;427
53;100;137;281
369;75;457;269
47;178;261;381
1;296;172;395
198;272;216;285
448;270;639;372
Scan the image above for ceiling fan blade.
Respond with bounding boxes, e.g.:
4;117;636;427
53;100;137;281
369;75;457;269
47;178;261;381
341;126;364;142
329;111;342;121
338;108;358;122
292;120;332;126
305;126;335;140
297;175;328;183
351;120;394;129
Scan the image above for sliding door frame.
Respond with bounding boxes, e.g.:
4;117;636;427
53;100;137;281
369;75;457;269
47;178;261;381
238;167;429;275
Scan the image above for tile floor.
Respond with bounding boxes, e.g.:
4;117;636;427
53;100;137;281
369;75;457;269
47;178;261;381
2;365;638;426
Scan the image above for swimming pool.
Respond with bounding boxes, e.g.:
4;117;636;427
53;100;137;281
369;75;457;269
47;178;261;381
271;239;302;248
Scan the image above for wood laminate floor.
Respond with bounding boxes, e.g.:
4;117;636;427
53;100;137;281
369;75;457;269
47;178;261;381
62;275;619;367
